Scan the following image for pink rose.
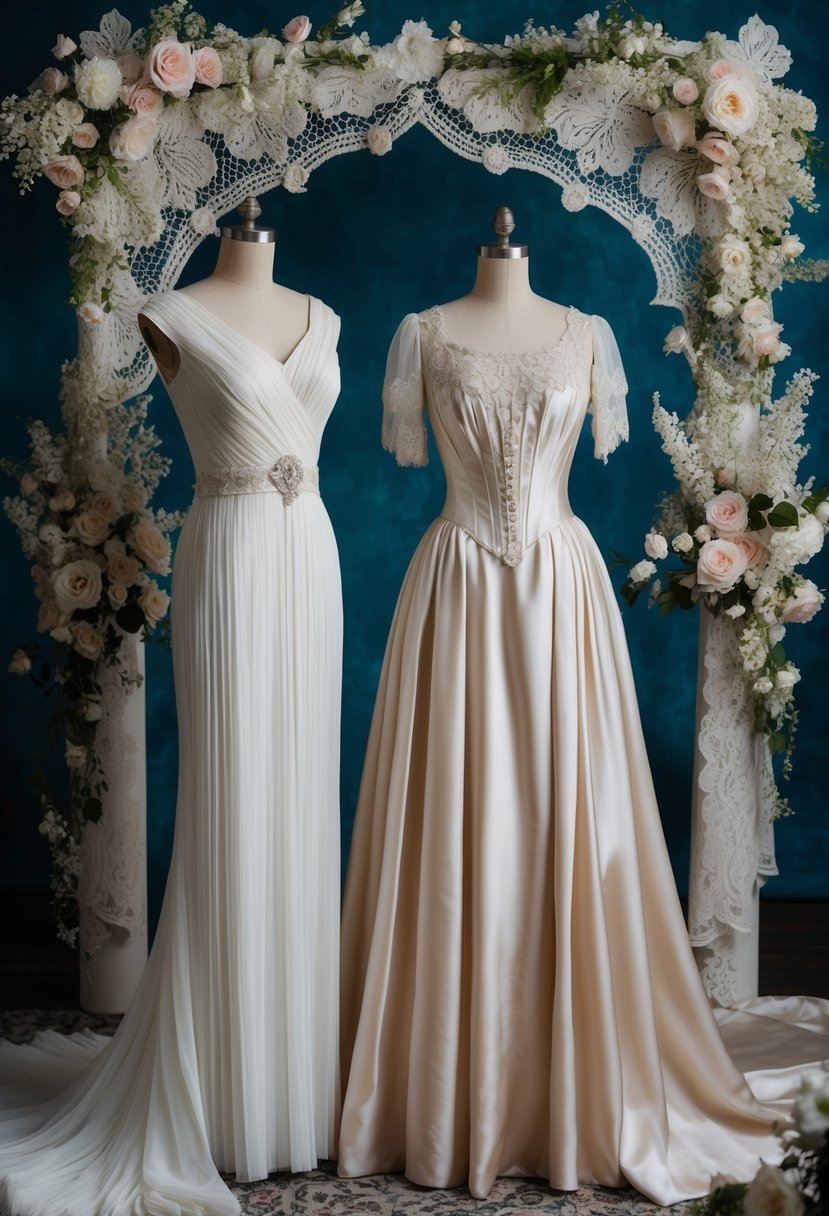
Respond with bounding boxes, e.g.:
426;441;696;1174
56;189;81;215
696;539;748;592
194;46;223;87
52;34;77;60
730;532;768;569
126;82;162;114
72;122;100;148
705;490;749;534
148;38;196;97
781;581;824;624
753;322;783;357
43;155;85;188
697;166;730;200
741;296;768;323
704;58;739;82
697;131;738;166
32;67;69;95
672;76;699;105
282;15;312;42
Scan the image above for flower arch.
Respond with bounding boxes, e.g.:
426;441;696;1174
2;2;827;1007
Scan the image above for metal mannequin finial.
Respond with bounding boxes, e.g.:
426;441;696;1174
221;195;276;243
478;205;529;259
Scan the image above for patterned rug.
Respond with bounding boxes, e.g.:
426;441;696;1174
0;1010;695;1214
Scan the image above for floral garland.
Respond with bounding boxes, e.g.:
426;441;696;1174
0;1;826;931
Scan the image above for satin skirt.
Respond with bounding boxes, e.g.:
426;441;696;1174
338;514;829;1205
0;492;343;1216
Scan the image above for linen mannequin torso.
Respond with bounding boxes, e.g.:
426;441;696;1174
438;254;569;353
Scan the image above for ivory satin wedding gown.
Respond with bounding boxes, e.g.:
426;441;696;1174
338;304;829;1205
0;290;343;1215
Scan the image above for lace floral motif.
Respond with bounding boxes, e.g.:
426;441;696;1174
196;459;320;502
420;306;592;567
381;376;428;467
590;361;629;464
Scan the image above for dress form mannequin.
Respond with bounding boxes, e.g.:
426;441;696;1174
138;196;310;383
438;206;569;352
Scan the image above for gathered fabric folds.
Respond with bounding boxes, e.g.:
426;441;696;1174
338;307;829;1205
0;290;344;1215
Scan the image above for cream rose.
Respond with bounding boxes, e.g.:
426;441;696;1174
696;539;748;592
367;125;392;156
663;325;689;354
741;296;769;323
629;559;657;585
653;108;697;151
43;155;85;189
65;744;87;769
53;559;103;611
730;532;768;569
282;15;312;42
697;131;739;166
194;46;223;87
703;72;759;137
698;166;731;200
129;521;171;574
125;82;162;114
90;490;120;519
139;581;171;623
33;67;69;95
56;190;81;215
49;488;75;512
8;648;31;675
753;676;773;695
108;581;129;608
149;39;196;97
672;532;694;553
109;114;158;161
72;122;99;149
716;235;750;271
108;548;141;586
775;667;800;691
753;322;783;358
705;490;749;534
52;34;77;59
781;233;805;259
72;621;103;661
706;293;734;318
781;581;824;624
644;532;668;560
74;507;110;548
74;56;122;109
672;76;699;105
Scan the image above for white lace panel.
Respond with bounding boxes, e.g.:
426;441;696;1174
589;314;630;463
381;312;429;468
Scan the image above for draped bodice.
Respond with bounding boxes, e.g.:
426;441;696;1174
140;290;341;479
380;304;629;567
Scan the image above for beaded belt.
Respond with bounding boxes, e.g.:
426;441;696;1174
195;455;319;506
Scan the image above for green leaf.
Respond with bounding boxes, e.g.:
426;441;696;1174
771;643;786;665
83;797;103;824
766;501;799;528
748;493;774;510
746;509;767;532
768;731;787;754
116;602;146;634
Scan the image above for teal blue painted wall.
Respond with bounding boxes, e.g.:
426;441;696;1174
1;1;827;936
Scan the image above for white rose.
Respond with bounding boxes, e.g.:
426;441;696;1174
725;603;746;618
775;667;800;690
815;501;829;525
781;581;824;624
65;744;87;769
698;166;731;201
672;532;694;553
53;559;103;612
52;34;77;60
128;521;171;574
716;235;750;271
74;56;122;110
741;296;769;323
379;18;444;83
696;539;748;592
71;621;103;661
695;524;712;543
663;325;689;354
367;125;392;156
705;490;749;534
629;559;657;585
745;1161;803;1216
644;532;668;560
89;491;119;519
8;648;32;675
85;458;124;494
139;581;170;624
74;507;110;547
792;1075;829;1149
653;108;697;151
753;676;773;694
109;114;158;161
250;46;275;80
706;293;734;318
702;72;759;137
108;581;129;608
752;322;783;358
446;37;466;55
781;233;805;259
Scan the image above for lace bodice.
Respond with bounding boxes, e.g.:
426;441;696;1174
381;305;628;566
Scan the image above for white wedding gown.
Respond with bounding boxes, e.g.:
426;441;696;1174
0;290;343;1215
338;305;829;1205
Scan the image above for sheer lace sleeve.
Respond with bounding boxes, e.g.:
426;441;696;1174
589;314;629;464
381;313;428;468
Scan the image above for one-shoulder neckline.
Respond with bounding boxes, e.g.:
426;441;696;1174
422;303;584;360
149;289;320;371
